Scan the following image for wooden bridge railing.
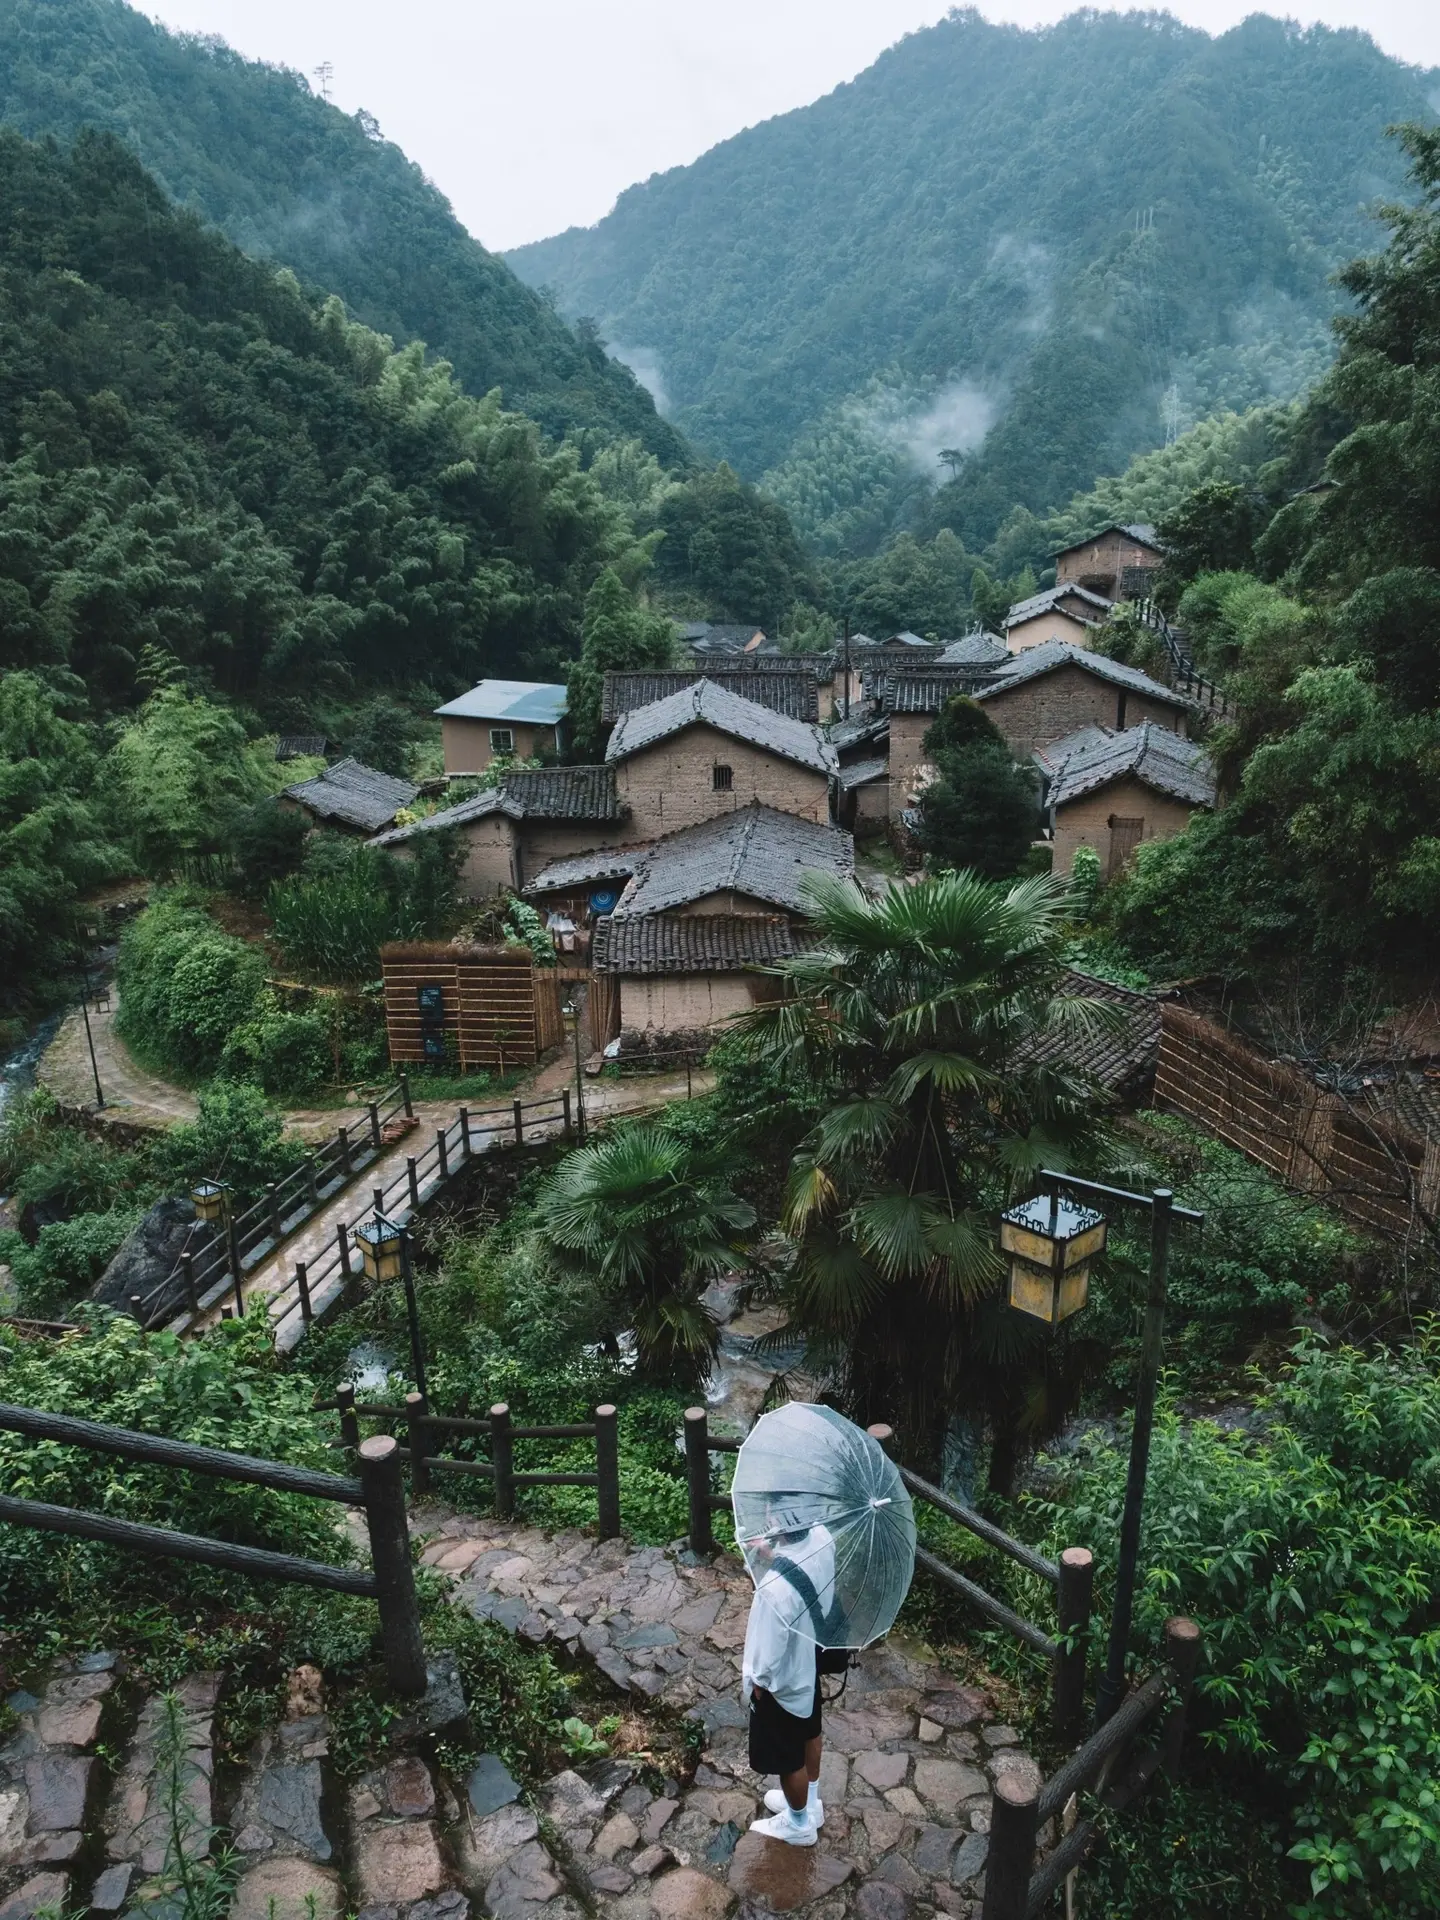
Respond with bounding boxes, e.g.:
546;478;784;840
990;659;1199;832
0;1400;426;1694
139;1078;416;1329
316;1383;620;1538
680;1406;1094;1743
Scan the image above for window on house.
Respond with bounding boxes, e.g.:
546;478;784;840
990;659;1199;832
712;764;734;792
489;728;515;755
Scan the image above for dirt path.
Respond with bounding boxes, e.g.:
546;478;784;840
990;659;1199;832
38;999;199;1128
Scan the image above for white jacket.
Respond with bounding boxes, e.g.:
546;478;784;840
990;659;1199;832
740;1524;837;1717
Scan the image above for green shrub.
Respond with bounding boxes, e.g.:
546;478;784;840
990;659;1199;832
268;835;462;982
0;1089;150;1217
116;893;265;1078
219;1008;333;1100
1077;1780;1287;1919
149;1082;304;1203
2;1207;142;1313
228;800;308;898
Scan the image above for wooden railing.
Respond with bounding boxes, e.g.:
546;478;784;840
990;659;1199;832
261;1088;575;1347
0;1400;426;1694
680;1406;1094;1742
1129;597;1232;717
982;1616;1203;1920
139;1078;416;1328
318;1384;620;1538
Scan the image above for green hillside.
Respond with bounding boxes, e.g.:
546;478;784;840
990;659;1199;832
0;127;640;713
510;10;1435;548
0;0;686;462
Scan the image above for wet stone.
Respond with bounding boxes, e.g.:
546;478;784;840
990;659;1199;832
230;1858;342;1920
650;1864;735;1920
0;1872;68;1920
914;1759;985;1815
18;1831;81;1866
23;1756;91;1832
641;1797;679;1844
385;1757;436;1818
951;1832;989;1886
484;1840;560;1920
465;1755;520;1819
854;1752;908;1793
729;1834;853;1913
587;1863;632;1895
593;1649;633;1692
593;1812;638;1859
704;1822;741;1866
631;1845;672;1877
614;1625;679;1651
980;1724;1019;1748
875;1853;926;1896
919;1689;988;1731
353;1821;445;1907
855;1879;910;1920
913;1825;957;1876
256;1762;328;1858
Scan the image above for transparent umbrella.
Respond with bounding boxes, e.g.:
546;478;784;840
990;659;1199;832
732;1402;916;1649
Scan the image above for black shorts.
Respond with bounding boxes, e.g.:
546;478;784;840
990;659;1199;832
748;1657;822;1777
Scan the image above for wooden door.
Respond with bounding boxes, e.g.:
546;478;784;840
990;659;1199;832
1106;815;1144;879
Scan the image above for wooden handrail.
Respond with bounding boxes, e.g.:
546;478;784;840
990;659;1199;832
900;1465;1059;1584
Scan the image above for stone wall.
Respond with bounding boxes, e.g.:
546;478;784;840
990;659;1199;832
515;819;632;889
1051;775;1197;875
1057;530;1161;598
983;666;1188;759
887;715;933;822
613;726;830;840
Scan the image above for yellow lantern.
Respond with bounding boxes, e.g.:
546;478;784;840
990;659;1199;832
191;1179;229;1224
1000;1192;1107;1325
354;1217;403;1283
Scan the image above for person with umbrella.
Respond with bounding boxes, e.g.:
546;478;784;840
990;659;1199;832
734;1404;916;1848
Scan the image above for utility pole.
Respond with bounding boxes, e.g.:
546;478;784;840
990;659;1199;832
313;61;334;101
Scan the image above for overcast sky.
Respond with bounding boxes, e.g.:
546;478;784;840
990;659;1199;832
149;1;1440;253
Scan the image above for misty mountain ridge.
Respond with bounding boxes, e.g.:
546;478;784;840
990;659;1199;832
0;0;686;463
510;7;1437;551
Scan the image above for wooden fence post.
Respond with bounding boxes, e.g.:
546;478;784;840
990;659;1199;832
407;1157;420;1210
512;1099;524;1146
562;1088;573;1142
401;1073;413;1119
336;1384;360;1449
436;1127;449;1181
266;1182;282;1245
228;1217;244;1318
459;1107;471;1157
866;1422;895;1456
295;1261;313;1326
595;1404;620;1539
981;1770;1040;1920
685;1407;713;1556
490;1403;514;1519
1053;1546;1094;1744
336;1221;352;1279
338;1125;352;1177
357;1435;427;1697
130;1292;145;1326
372;1187;385;1221
405;1390;432;1497
182;1254;198;1315
369;1102;382;1151
1160;1616;1203;1777
306;1157;320;1208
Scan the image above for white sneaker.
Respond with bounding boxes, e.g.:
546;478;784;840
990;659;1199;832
765;1789;824;1827
749;1809;817;1847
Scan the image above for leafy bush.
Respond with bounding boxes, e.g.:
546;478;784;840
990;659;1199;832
149;1081;305;1204
219;1007;333;1101
1032;1338;1440;1920
1;1207;142;1313
1077;1780;1287;1919
268;836;462;982
228;800;309;898
0;1088;150;1219
116;893;266;1078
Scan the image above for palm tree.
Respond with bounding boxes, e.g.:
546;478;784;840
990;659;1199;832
536;1125;756;1382
730;869;1117;1482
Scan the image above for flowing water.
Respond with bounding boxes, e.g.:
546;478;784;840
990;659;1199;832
0;1014;61;1137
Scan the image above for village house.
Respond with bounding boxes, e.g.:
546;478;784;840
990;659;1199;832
1003;584;1114;653
590;912;805;1054
281;758;418;834
602;665;821;727
604;679;838;841
1053;522;1165;601
434;678;568;774
610;802;853;921
1045;722;1216;878
876;672;1009;821
679;621;769;657
369;765;629;898
974;642;1192;758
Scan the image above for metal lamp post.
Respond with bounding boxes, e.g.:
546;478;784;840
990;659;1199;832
1002;1169;1203;1730
353;1209;428;1401
78;921;105;1110
192;1179;243;1316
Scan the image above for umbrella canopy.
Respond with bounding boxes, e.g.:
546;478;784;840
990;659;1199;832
732;1402;916;1649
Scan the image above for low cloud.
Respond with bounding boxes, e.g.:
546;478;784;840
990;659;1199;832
845;378;1000;482
609;343;671;416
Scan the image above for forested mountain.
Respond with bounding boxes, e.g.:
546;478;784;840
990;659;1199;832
0;127;645;713
0;0;684;462
511;10;1436;550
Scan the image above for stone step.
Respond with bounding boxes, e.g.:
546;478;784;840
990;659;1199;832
0;1650;121;1920
227;1665;342;1920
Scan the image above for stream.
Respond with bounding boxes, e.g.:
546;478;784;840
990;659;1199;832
0;1013;61;1136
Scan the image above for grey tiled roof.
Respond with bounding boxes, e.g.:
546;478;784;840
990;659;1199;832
1051;522;1163;559
978;641;1191;710
828;713;890;755
285;758;419;832
370;786;520;847
275;734;327;760
882;675;998;715
1005;584;1113;628
605;679;837;776
1017;969;1162;1100
1048;722;1216;810
593;912;805;975
939;632;1009;666
370;765;623;847
614;804;854;917
838;755;889;790
679;622;769;652
523;845;647;895
602;670;819;724
1033;724;1116;777
500;765;623;819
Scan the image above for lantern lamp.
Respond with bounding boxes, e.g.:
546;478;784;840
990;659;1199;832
354;1216;403;1284
1000;1192;1107;1325
191;1179;229;1224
